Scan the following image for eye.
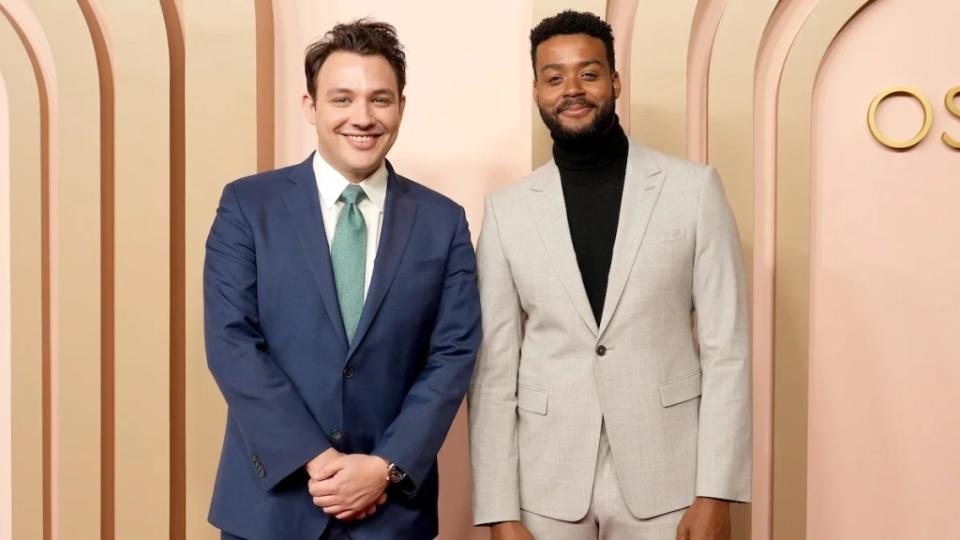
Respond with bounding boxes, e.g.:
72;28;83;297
581;72;597;80
548;76;562;85
332;97;350;105
373;97;391;105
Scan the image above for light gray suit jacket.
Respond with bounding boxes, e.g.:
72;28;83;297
468;142;751;525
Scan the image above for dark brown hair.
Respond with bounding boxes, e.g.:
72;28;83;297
304;18;406;99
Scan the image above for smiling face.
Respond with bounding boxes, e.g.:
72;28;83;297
302;51;405;182
533;33;621;140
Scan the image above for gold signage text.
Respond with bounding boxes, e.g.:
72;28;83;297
868;86;959;150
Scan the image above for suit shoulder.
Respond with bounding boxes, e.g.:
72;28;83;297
639;144;712;182
399;175;465;218
486;160;555;207
226;163;298;196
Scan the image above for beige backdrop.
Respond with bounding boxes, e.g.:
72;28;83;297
2;1;958;539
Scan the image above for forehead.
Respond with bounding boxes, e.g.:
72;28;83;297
315;50;399;92
535;34;610;70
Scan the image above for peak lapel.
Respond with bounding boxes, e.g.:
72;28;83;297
527;163;599;337
280;154;349;353
346;164;417;360
597;144;665;337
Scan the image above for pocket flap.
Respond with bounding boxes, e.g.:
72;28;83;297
659;370;702;407
517;386;548;415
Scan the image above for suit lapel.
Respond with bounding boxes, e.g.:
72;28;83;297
597;143;665;337
527;163;599;337
281;153;350;353
346;162;417;360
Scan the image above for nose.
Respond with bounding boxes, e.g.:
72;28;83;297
562;77;585;98
350;102;375;129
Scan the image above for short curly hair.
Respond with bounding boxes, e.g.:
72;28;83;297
304;18;406;99
530;10;615;77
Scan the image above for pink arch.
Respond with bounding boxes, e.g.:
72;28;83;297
686;0;727;162
751;1;821;538
0;1;57;539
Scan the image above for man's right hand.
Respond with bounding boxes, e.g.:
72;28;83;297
490;521;535;540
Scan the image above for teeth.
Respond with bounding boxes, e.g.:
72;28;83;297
346;135;376;142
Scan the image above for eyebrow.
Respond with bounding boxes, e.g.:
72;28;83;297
539;59;604;74
325;88;397;98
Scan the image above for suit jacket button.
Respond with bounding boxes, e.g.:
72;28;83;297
596;345;607;356
251;454;261;464
256;465;266;478
331;430;343;441
343;367;354;379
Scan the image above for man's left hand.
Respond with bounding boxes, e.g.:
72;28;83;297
676;497;731;540
308;454;389;521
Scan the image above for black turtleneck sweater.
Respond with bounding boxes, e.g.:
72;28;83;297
553;119;630;325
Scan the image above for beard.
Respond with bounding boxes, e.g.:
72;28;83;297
538;93;617;143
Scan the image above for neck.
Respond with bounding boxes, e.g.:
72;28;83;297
551;115;629;171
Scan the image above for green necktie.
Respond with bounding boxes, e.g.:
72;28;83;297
331;184;367;343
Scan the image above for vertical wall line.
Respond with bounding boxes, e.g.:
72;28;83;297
74;2;114;538
255;0;275;172
158;1;186;539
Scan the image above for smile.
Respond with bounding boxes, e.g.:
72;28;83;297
342;133;382;149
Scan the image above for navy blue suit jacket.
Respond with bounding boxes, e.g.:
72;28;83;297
204;154;481;540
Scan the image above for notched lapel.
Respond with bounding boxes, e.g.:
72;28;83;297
527;164;599;337
280;155;350;353
597;144;666;337
346;165;417;360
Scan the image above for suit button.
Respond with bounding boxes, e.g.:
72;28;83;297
251;454;261;464
343;367;354;379
596;345;607;356
331;430;343;441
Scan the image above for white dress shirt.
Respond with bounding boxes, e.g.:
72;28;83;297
313;152;387;297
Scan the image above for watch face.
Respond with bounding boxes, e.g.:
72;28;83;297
388;465;406;483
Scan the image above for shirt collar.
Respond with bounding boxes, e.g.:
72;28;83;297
313;151;388;212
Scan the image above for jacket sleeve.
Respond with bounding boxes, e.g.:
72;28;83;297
692;166;752;502
204;182;331;492
372;207;482;497
467;196;525;525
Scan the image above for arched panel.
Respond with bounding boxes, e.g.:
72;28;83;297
182;2;258;539
807;0;960;537
28;2;103;538
94;1;171;538
627;0;697;156
772;1;874;539
0;11;44;540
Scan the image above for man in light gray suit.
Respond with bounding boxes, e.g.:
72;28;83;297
469;11;751;540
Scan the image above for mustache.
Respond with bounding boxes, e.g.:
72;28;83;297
557;97;597;113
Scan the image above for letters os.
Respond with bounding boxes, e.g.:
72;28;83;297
867;86;960;150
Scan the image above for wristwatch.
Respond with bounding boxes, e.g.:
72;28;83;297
386;462;407;484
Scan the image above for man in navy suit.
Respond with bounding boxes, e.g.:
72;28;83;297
204;19;481;540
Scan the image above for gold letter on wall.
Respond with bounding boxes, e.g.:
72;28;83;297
942;86;960;150
868;86;932;150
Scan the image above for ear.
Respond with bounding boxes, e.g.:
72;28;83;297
532;79;540;105
398;94;406;120
301;93;317;125
612;71;622;100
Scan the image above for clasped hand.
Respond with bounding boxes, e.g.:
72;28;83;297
306;448;389;521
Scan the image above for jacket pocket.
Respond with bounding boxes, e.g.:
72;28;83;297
659;369;702;407
517;386;548;415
